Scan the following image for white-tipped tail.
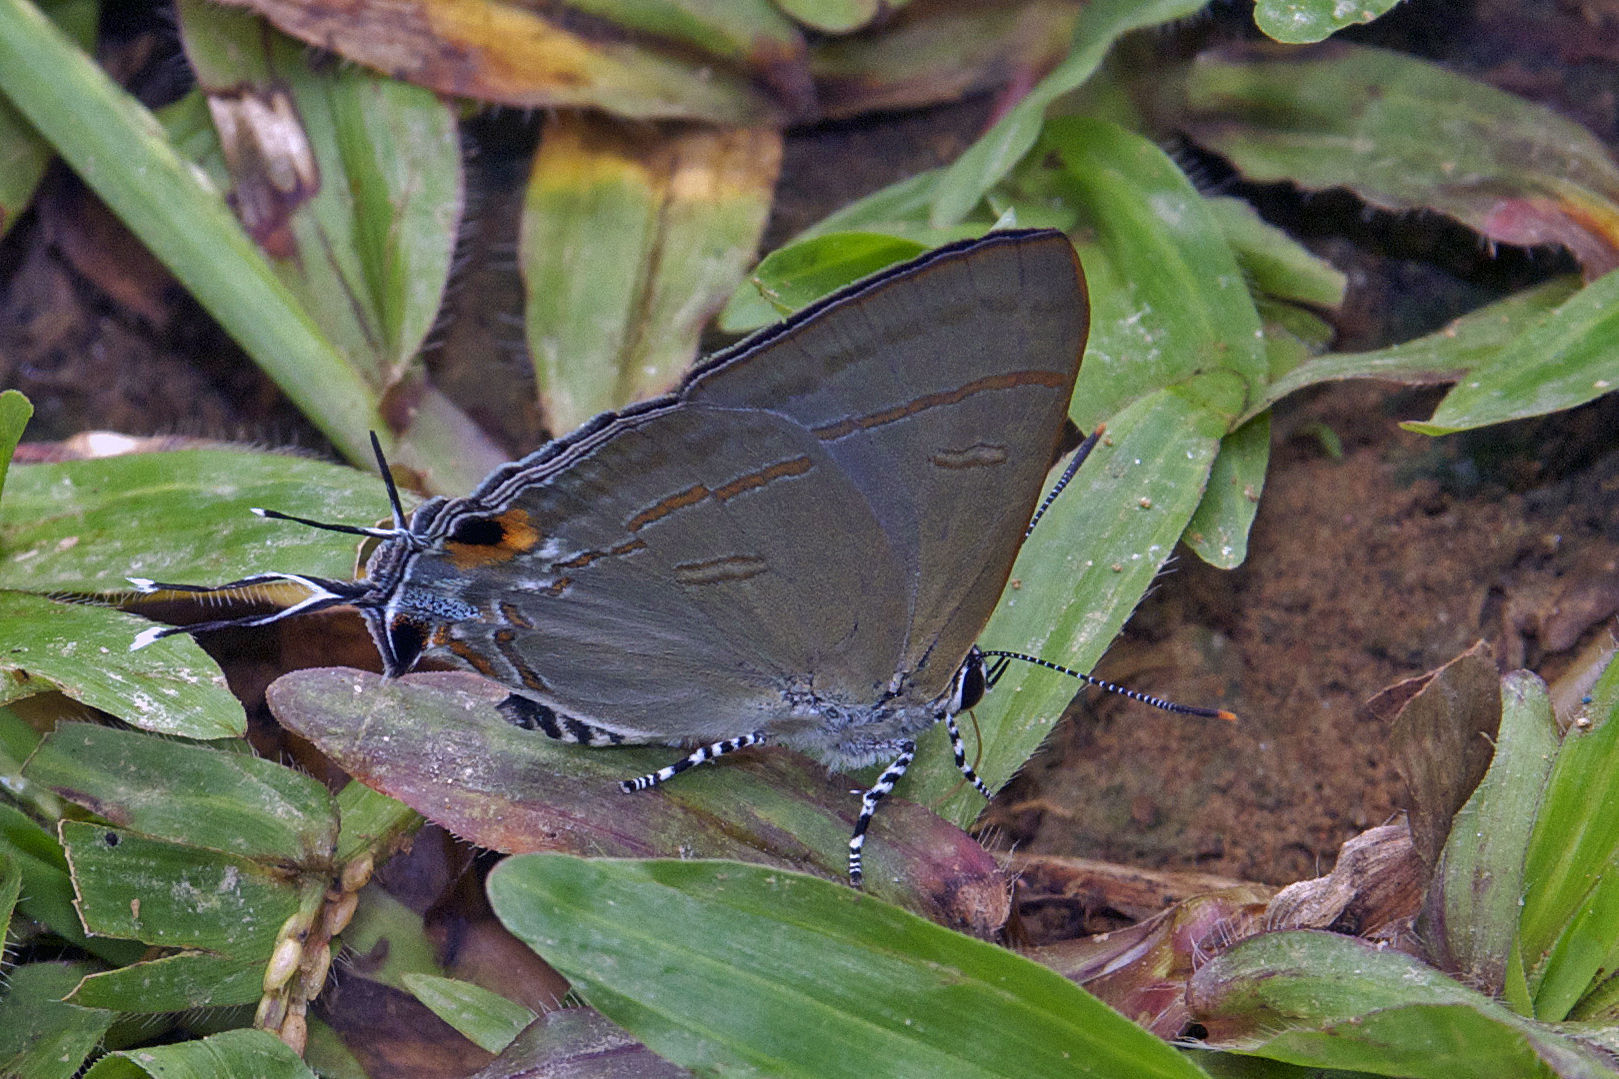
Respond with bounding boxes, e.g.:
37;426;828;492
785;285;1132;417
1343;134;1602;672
131;625;168;651
126;577;159;593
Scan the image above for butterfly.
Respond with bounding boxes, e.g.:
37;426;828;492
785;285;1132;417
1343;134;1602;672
133;229;1184;886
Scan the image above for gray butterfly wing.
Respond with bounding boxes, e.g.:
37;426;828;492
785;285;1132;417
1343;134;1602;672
686;230;1087;700
409;230;1083;740
429;403;911;741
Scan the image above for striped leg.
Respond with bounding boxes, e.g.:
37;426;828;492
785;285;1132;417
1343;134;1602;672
945;715;993;798
848;741;915;888
619;732;768;793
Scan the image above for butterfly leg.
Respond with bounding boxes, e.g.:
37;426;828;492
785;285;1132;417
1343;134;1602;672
848;741;916;888
618;732;770;792
944;714;993;798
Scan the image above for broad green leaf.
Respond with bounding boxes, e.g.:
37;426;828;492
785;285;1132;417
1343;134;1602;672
0;801;143;964
1204;196;1346;309
1407;267;1619;435
1182;45;1619;275
0;962;116;1079
0;387;31;501
60;822;307;955
82;1028;318;1079
268;669;1006;932
928;0;1209;227
68;952;266;1011
1185;413;1269;569
0;449;393;594
1045;118;1265;425
178;1;458;381
1520;653;1619;1020
1257;277;1580;418
717;232;927;333
340;884;447;992
0;594;246;738
0;0;389;470
403;973;536;1053
908;392;1225;839
174;0;501;492
522;113;778;432
489;855;1211;1079
1253;0;1402;43
334;778;421;866
25;723;336;863
1188;931;1615;1077
0;0;95;241
1421;670;1560;994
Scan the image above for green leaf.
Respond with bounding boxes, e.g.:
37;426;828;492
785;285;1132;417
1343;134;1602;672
0;962;116;1079
0;593;246;738
1181;45;1619;275
82;1028;318;1079
1421;670;1561;994
777;0;884;33
717;232;927;333
0;848;19;942
25;723;336;863
402;973;535;1053
172;0;501;491
68;952;266;1011
178;2;456;379
1521;654;1619;1020
1407;267;1619;435
0;801;143;964
1188;931;1616;1077
1258;277;1580;418
334;779;421;867
1253;0;1403;43
0;0;391;471
489;855;1211;1079
1204;196;1346;309
0;387;32;503
928;0;1210;227
0;449;394;594
0;0;96;241
60;822;306;955
521;114;777;432
1185;413;1269;569
1045;117;1266;424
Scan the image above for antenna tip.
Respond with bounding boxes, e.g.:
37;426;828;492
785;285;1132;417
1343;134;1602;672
1216;709;1238;723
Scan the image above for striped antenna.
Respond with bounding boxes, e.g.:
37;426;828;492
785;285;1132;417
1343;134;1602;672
980;648;1236;721
1026;424;1103;538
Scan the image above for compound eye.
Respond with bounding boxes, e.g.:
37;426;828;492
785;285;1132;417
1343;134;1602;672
950;647;987;713
448;516;505;546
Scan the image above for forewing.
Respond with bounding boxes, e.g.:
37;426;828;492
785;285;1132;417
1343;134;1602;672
432;404;910;740
687;231;1087;696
